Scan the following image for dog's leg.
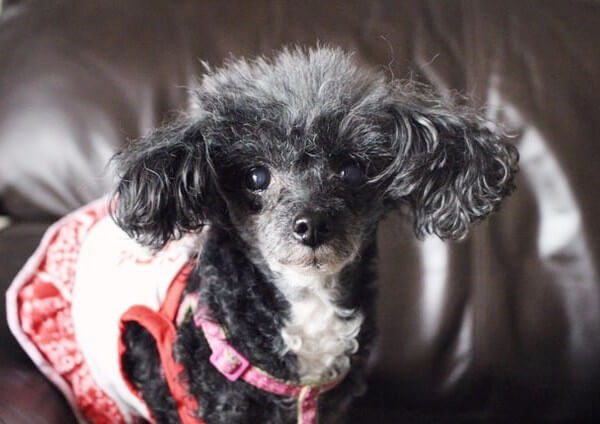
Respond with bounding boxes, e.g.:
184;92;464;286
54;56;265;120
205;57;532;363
121;321;181;424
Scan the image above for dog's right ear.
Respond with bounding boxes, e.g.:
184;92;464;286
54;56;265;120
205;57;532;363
111;121;215;249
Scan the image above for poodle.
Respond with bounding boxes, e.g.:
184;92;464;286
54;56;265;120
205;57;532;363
8;46;518;424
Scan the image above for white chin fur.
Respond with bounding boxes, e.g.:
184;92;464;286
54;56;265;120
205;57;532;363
270;262;363;384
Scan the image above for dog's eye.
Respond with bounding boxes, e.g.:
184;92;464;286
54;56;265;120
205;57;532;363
246;166;271;190
340;163;365;185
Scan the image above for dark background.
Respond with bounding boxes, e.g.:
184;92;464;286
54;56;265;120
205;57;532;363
1;1;600;422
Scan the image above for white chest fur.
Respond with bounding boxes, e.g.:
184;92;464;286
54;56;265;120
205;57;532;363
274;271;364;383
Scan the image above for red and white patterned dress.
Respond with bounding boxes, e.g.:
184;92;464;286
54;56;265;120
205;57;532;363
6;199;197;424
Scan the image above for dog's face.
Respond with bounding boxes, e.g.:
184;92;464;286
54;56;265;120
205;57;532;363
224;160;373;277
112;47;518;280
213;114;389;277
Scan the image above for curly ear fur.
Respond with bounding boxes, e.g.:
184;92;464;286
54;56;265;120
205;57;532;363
111;121;215;249
383;96;519;240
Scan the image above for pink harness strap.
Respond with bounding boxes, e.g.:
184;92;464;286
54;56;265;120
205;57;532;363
191;305;346;424
121;284;346;424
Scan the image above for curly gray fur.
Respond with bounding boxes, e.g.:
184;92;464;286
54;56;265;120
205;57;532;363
111;46;518;423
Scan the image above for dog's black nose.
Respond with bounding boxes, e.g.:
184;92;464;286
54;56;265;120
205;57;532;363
293;211;330;247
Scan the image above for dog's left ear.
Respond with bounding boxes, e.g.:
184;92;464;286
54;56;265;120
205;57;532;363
383;100;519;240
111;121;217;249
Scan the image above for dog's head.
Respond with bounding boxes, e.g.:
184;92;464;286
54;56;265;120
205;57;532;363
112;47;518;281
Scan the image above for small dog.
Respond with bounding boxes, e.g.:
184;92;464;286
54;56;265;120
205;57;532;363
9;46;517;424
112;46;517;423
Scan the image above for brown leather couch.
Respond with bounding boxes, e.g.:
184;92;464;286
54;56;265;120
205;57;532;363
2;1;600;422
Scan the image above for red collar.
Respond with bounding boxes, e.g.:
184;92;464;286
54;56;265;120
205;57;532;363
120;263;203;424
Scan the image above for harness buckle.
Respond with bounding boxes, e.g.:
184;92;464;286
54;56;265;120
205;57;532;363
209;343;251;381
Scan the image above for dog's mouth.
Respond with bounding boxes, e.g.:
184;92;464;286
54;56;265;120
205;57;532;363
274;243;357;275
